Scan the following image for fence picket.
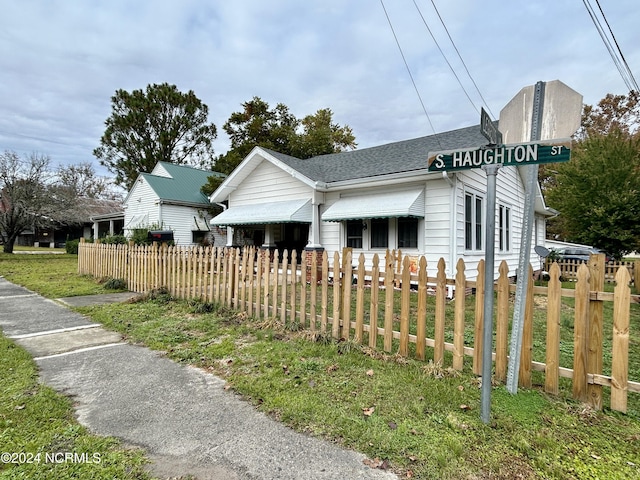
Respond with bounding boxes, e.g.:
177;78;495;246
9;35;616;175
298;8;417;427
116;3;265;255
355;253;365;343
545;263;562;395
473;260;485;375
434;258;446;364
453;259;466;371
416;257;427;360
611;267;631;412
332;251;341;339
369;254;380;349
77;242;639;414
495;261;510;382
573;264;591;401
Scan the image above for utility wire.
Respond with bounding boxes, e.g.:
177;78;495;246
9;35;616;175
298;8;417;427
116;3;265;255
411;0;481;118
582;0;638;92
594;0;639;91
379;0;443;149
427;0;497;120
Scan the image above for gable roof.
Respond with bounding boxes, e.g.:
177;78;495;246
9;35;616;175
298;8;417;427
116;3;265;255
263;124;487;183
210;124;489;202
129;162;223;206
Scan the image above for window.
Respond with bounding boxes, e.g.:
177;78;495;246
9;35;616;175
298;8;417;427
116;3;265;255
499;205;511;252
397;217;418;248
192;231;207;244
346;220;363;248
465;192;483;251
370;218;388;248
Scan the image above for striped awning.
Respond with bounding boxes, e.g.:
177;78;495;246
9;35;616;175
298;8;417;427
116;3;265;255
322;188;424;221
210;199;312;226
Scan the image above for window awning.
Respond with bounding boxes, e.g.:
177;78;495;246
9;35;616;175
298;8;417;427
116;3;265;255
210;199;312;226
322;188;424;221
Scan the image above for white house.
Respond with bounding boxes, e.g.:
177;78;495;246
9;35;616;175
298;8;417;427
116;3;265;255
209;123;556;280
124;162;225;246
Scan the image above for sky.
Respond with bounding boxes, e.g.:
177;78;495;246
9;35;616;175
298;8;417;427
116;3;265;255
1;1;638;179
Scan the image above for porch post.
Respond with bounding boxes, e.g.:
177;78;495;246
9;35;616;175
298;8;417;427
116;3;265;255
226;226;234;247
308;201;322;248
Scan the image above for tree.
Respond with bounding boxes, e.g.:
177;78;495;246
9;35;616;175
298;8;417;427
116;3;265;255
545;130;640;259
213;97;356;175
579;90;639;139
54;162;121;200
94;83;217;190
0;152;59;253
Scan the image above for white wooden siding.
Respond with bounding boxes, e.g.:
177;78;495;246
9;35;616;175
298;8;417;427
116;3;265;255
230;161;312;206
159;204;211;246
152;163;172;178
123;179;159;235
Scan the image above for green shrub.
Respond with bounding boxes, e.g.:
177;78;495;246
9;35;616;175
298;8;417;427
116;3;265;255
102;234;127;245
65;239;80;254
103;277;128;290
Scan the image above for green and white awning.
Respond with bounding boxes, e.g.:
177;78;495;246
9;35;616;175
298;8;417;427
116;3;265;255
210;199;312;226
322;188;424;221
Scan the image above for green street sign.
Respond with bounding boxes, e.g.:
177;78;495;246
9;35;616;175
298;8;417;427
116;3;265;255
428;139;571;172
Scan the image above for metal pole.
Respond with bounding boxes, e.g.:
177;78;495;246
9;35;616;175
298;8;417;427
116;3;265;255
481;163;500;424
506;81;545;394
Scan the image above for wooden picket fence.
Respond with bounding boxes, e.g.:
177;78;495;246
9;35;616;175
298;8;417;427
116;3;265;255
78;239;639;413
545;258;640;285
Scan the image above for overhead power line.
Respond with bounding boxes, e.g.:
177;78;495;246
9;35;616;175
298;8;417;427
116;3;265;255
379;0;443;149
426;0;497;120
582;0;639;92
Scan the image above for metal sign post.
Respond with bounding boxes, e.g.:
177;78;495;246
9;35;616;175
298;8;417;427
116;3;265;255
427;84;573;421
480;163;500;424
506;81;545;394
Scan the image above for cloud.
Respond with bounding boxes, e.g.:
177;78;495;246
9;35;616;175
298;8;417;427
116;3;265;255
0;0;637;176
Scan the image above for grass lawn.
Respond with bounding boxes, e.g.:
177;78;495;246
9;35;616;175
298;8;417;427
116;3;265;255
1;252;640;479
0;335;151;479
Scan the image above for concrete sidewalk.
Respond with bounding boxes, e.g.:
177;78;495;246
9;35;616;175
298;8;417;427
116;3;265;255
0;277;397;480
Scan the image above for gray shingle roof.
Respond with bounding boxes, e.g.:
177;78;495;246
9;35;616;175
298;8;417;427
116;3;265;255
264;124;488;183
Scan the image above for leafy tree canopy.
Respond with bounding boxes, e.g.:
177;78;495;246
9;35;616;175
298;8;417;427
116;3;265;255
579;90;640;138
94;83;217;190
213;97;356;176
546;129;640;259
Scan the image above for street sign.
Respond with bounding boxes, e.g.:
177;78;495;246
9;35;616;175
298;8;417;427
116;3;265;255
427;139;571;172
480;107;502;145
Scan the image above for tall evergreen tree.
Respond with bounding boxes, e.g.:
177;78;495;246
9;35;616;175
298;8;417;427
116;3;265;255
94;83;217;190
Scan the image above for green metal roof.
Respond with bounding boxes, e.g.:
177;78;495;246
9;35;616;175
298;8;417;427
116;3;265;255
142;162;223;205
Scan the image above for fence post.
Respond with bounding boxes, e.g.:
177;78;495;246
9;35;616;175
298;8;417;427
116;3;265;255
399;256;411;356
588;253;605;409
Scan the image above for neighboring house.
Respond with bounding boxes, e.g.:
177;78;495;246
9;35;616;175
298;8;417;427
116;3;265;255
124;162;225;246
209;124;556;280
17;198;123;248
